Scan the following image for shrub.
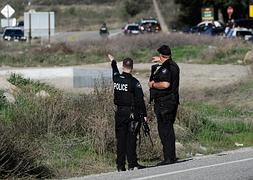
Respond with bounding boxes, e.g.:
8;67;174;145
0;125;53;178
0;33;250;67
8;73;57;93
1;74;252;177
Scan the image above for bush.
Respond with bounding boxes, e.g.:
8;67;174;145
124;0;142;17
1;73;252;177
0;33;250;67
4;75;115;152
0;126;53;178
8;73;57;93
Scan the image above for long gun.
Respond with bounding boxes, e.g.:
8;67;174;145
141;117;154;147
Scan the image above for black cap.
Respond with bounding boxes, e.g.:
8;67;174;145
157;45;171;56
123;57;133;69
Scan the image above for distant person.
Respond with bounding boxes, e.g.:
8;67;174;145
99;22;109;37
148;45;180;166
107;54;147;171
225;19;235;38
203;23;213;36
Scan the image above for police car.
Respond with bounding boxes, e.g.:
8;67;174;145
138;18;161;33
123;23;141;35
2;27;27;41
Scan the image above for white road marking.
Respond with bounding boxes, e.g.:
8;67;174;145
132;157;253;180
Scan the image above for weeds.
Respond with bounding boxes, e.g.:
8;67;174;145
0;126;53;178
0;74;252;178
0;33;250;67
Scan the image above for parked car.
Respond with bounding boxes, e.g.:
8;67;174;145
230;28;253;40
184;21;225;35
138;18;161;33
123;23;140;35
2;27;26;41
249;36;253;42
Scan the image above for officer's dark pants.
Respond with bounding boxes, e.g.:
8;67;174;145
115;106;139;169
154;100;178;162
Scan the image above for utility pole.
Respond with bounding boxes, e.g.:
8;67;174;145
152;0;169;33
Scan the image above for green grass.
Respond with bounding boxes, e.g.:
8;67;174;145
8;73;57;93
171;44;251;64
41;135;114;177
172;45;206;62
117;48;154;63
1;49;252;178
0;34;252;67
185;101;253;120
239;79;253;93
196;123;253;152
211;47;251;64
181;101;253;152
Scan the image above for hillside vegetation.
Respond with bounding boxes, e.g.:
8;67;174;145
0;70;252;178
0;0;179;31
0;33;251;67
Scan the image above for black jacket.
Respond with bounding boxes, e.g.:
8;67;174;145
111;60;147;117
150;59;180;104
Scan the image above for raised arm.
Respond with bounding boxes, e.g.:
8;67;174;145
108;54;120;80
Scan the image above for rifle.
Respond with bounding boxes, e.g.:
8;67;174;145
141;117;154;147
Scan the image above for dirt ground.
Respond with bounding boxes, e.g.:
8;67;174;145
133;63;252;93
0;63;252;93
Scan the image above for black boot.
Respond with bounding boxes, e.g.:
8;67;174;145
156;159;176;166
128;163;146;170
117;166;126;172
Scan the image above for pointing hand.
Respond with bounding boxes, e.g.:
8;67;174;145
108;54;115;62
152;56;161;63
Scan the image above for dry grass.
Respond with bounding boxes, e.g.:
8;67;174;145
0;126;53;178
0;33;251;67
1;73;253;177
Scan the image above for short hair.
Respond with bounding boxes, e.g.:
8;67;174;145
123;58;133;69
157;45;171;56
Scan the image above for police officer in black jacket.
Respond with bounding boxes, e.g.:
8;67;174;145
108;54;147;171
148;45;180;166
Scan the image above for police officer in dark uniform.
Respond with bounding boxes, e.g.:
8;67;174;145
108;54;147;171
148;45;180;166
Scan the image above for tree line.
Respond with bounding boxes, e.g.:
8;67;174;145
0;0;250;28
174;0;250;26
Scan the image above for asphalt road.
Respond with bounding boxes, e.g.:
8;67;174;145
69;147;253;180
52;29;122;42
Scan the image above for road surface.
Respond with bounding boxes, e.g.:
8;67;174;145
52;29;122;43
69;147;253;180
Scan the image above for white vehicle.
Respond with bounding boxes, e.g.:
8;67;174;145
230;28;253;40
197;21;224;28
186;21;225;35
123;24;140;35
